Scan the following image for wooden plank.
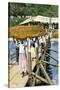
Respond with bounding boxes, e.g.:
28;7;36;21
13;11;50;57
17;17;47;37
28;52;32;75
32;47;39;86
9;65;28;87
32;72;49;84
10;73;28;87
41;60;58;67
39;61;53;85
9;65;19;81
9;59;36;87
32;65;40;86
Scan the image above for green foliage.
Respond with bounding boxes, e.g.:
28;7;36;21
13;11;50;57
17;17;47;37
8;3;58;26
8;3;58;17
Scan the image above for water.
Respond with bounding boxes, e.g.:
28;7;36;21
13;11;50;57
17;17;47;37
8;41;16;63
50;41;58;84
8;41;16;54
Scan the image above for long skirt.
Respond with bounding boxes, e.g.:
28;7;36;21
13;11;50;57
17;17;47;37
31;47;36;59
19;53;27;73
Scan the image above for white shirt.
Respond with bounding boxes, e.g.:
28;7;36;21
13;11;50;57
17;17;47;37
19;43;25;53
33;38;35;41
16;41;19;47
35;41;38;48
45;35;48;40
39;38;43;43
42;36;46;43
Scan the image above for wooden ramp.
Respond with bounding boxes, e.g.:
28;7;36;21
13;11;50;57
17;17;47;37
9;59;36;88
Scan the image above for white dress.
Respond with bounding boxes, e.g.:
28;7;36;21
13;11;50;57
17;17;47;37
31;46;36;59
19;43;27;73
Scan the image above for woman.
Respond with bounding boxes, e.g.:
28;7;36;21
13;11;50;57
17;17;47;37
31;42;36;60
42;36;46;47
19;41;27;77
40;37;45;53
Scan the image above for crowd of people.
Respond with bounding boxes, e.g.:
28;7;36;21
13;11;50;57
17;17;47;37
13;34;49;77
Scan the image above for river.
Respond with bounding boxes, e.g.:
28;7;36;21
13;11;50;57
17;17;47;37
49;41;58;84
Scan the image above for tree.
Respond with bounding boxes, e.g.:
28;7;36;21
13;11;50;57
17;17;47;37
8;3;58;17
8;3;58;26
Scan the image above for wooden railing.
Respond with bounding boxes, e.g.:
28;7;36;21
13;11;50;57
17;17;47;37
9;37;58;87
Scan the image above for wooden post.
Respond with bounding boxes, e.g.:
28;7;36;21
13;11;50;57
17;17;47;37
32;46;40;86
39;61;53;85
32;63;39;86
28;51;33;86
41;60;58;67
31;41;39;86
35;47;39;69
36;47;40;82
27;38;32;74
28;52;32;75
36;47;39;62
32;72;49;84
31;47;39;86
32;64;41;86
27;38;32;86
